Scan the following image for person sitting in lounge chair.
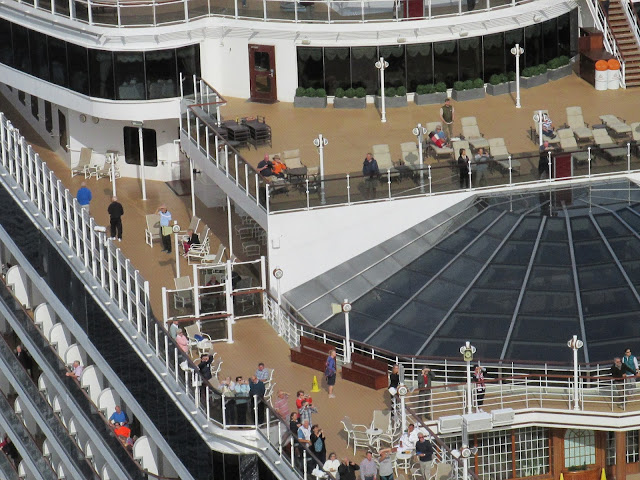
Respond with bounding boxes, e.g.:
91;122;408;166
182;229;200;256
271;155;287;179
434;124;448;144
542;114;556;139
257;154;275;177
429;131;446;148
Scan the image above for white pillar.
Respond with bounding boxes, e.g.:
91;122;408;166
344;303;351;364
189;156;196;215
511;44;524;109
226;196;233;258
137;125;147;201
375;57;389;123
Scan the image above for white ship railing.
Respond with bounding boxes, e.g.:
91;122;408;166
10;0;533;27
585;0;626;87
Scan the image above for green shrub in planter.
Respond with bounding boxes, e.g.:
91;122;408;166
463;79;474;90
435;82;447;93
315;88;327;97
507;71;516;82
345;88;356;98
416;84;436;94
385;87;397;97
472;78;484;89
522;66;537;78
335;88;345;98
295;87;307;97
453;81;464;91
355;87;366;98
396;86;407;96
536;64;548;75
489;74;507;85
303;87;315;97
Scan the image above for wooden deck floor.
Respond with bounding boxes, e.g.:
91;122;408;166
2;75;640;463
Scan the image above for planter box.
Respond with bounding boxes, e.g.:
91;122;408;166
547;64;573;81
521;72;549;89
451;87;485;102
561;468;601;480
486;81;516;96
293;96;327;108
334;97;367;109
414;92;447;105
374;95;408;108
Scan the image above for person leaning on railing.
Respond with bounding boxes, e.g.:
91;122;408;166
611;357;635;407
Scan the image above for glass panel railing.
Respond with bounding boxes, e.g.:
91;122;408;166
120;4;155;26
91;3;119;26
155;0;186;24
188;0;209;20
237;0;265;20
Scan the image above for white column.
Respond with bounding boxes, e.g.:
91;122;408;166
138;125;147;201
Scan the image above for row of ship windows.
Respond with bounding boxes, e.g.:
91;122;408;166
0;18;201;101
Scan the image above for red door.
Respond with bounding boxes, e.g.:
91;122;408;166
249;45;277;103
554;153;573;179
404;0;423;18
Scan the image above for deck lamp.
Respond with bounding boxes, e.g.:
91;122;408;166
313;134;328;205
375;57;389;123
459;341;476;415
567;335;583;411
510;44;524;109
412;123;427;193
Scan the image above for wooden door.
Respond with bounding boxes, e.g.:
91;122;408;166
249;45;277;103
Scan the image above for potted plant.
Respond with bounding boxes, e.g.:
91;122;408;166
521;64;549;89
375;86;408;108
561;465;601;480
547;55;573;81
294;87;328;108
334;87;367;109
486;73;517;96
451;78;485;101
414;82;447;105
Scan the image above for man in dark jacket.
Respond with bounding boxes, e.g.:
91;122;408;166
249;375;266;423
107;196;124;241
338;458;360;480
612;357;635;405
362;153;379;200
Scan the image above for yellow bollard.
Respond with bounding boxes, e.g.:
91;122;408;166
311;375;321;393
600;468;606;480
559;473;564;480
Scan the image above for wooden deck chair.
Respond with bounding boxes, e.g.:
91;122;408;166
144;214;161;247
566;106;594;142
599;114;632;137
425;121;454;160
173;276;193;309
71;148;96;178
593;128;627;161
461;117;489;150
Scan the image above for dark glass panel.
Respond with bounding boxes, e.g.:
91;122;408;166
585;313;640;342
483;33;504;82
389;302;447;333
570;217;600;241
176;45;201;96
323;311;385;341
438;228;476;254
541;217;567;241
323;47;350;95
13;25;31;75
573;241;611;265
609;237;640;262
368;323;429;356
0;19;13;67
378;269;429;299
581;287;639;316
439;314;511;340
353;288;408;319
406;43;432;91
44;101;52;133
379;45;406;89
542;17;558;63
114;51;145;100
426;337;505;360
417;279;466;310
457;288;519;315
510;316;580;343
123;126;158;166
464;209;501;233
29;31;49;81
458;37;482;82
464;234;501;259
351;47;377;94
48;37;68;88
146;50;177;99
296;47;324;90
534;242;571;265
408;248;455;275
510;216;542;240
30;95;38;119
493;241;535;265
440;257;484;284
527;266;573;291
476;265;527;289
504;342;585;363
520;291;577;316
433;40;458;87
67;44;89;96
505;28;524;73
578;264;627;291
593;214;630;237
524;24;543;68
89;50;114;99
616;208;640;232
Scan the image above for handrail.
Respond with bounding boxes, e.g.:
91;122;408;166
11;0;537;27
585;0;626;87
621;0;640;51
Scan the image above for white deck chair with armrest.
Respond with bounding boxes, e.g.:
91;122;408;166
187;229;211;264
180;216;201;236
488;138;520;175
425;121;454;160
599;114;632;137
566;106;594;143
71;148;97;178
461;117;489;150
184;323;213;356
400;142;421;172
557;128;590;165
372;144;400;179
201;243;226;265
593;128;627;161
173;276;194;309
144;214;161;247
341;416;370;454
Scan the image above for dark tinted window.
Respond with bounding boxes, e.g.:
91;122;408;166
146;50;177;99
351;47;377;94
12;25;31;74
433;40;458;86
176;44;200;95
48;37;68;88
89;50;114;99
324;47;351;94
115;52;145;100
542;17;558;63
483;33;504;81
459;37;482;81
524;24;543;67
29;30;49;81
67;44;89;95
297;47;324;90
379;45;406;89
0;19;13;67
406;43;432;91
505;28;524;73
123;126;158;166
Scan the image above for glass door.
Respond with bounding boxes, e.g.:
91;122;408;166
249;44;277;103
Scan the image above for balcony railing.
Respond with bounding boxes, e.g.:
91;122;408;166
14;0;530;27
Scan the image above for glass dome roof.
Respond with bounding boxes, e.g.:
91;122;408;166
286;180;640;363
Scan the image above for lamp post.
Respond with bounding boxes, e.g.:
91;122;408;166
173;222;181;278
533;111;545;147
273;267;284;336
412;123;427;193
459;341;476;414
375;57;390;123
567;335;584;411
313;134;328;205
132;121;147;200
342;300;352;364
510;44;524;109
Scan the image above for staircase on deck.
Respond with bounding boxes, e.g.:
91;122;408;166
607;0;640;86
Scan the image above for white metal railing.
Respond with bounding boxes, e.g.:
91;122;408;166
402;374;640;419
586;0;627;87
15;0;526;27
264;294;623;388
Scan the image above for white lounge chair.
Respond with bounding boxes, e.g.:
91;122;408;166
593;128;627;162
144;214;161;247
425;121;454;160
173;276;194;309
71;148;97;178
184;323;213;356
341;416;370;454
400;142;421;172
488;138;520;175
372;144;400;179
461;117;489;150
557;128;590;165
566;106;594;143
599;114;632;137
